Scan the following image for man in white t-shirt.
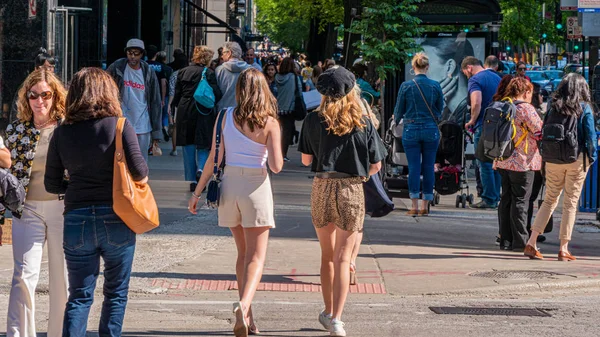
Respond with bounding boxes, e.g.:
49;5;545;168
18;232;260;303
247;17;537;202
107;39;162;163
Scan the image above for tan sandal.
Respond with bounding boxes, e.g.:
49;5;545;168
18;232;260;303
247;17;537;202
233;301;248;337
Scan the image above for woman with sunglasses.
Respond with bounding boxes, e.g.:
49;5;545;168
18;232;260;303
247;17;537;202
5;69;68;337
516;62;531;82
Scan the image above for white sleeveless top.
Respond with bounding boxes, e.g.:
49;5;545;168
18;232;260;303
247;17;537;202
223;108;269;168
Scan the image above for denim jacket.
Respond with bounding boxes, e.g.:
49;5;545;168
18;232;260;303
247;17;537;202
393;74;444;127
579;103;598;164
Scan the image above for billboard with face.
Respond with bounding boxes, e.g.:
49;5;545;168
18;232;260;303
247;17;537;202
405;32;487;125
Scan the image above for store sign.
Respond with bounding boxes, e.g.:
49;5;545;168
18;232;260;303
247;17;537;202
579;0;600;12
562;0;578;10
567;16;583;38
28;0;36;18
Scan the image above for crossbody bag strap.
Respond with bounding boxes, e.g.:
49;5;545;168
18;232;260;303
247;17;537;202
412;79;439;126
212;109;227;176
115;117;126;164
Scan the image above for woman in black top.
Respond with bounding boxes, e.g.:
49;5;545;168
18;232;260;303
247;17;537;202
45;67;148;337
172;45;222;191
298;66;386;337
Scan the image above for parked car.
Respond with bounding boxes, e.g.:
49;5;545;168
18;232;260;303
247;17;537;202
543;70;564;96
502;61;516;74
526;71;551;100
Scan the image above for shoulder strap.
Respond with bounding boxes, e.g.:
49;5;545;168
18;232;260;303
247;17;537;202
212;109;227;176
412;79;438;125
115;117;126;163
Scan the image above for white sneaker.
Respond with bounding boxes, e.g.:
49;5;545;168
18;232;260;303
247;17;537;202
330;319;346;336
319;310;332;331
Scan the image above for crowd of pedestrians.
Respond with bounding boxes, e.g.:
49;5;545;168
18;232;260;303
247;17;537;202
0;39;598;337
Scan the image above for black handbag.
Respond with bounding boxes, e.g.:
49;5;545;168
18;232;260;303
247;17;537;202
363;119;394;217
292;76;307;121
206;109;227;208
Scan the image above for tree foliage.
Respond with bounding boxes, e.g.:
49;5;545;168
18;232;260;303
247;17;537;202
347;0;424;80
499;0;564;53
255;0;343;52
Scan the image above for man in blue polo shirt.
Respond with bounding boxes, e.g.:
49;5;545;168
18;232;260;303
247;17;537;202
462;56;502;209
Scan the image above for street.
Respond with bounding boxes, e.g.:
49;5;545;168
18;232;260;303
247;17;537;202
1;141;600;337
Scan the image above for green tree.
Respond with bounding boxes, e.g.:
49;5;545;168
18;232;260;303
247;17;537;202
255;0;343;52
347;0;424;80
499;0;564;54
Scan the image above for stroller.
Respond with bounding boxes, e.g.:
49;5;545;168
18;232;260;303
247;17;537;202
432;121;474;208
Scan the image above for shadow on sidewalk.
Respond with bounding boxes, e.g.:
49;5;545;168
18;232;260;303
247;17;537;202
358;252;526;261
120;328;326;336
130;272;320;284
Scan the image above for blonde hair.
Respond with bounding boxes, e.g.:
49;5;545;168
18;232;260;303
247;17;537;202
16;69;67;122
234;68;279;132
191;46;214;65
411;52;429;70
318;89;365;136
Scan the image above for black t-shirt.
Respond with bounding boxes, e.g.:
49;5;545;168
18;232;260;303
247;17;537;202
298;111;387;177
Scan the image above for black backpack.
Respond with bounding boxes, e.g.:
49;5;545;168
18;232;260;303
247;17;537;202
540;107;582;165
480;98;527;161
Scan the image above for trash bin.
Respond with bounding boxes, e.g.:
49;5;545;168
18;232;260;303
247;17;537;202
579;131;600;212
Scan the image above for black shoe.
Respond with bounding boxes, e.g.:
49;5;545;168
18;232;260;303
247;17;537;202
293;131;299;144
196;170;202;182
499;240;513;250
495;236;501;246
537;235;546;243
190;182;197;192
470;201;496;209
162;129;170;142
283;157;290;162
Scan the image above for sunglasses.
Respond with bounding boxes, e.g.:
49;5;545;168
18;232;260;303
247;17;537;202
518;67;526;70
27;90;54;101
127;50;142;57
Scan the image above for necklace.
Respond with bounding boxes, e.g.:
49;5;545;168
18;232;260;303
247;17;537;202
34;118;55;129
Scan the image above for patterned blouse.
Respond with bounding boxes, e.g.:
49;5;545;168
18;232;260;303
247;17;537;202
1;120;60;221
493;102;543;172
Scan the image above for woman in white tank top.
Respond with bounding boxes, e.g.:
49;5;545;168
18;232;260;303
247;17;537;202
188;68;283;337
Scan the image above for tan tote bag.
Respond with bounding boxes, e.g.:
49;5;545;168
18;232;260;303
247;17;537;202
113;118;159;234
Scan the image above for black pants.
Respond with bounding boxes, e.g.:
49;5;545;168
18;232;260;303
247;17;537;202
527;170;553;234
498;169;534;249
280;114;295;157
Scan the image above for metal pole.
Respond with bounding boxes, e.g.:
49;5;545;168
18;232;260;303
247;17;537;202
541;3;545;67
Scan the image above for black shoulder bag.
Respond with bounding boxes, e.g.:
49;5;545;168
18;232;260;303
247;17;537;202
206;108;227;208
292;75;308;121
363;118;395;218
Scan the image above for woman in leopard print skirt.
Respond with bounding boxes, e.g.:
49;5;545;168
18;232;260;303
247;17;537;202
298;66;386;337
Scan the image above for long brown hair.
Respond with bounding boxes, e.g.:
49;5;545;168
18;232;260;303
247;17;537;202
234;68;278;132
319;89;365;136
64;67;123;124
505;77;533;99
16;69;67;122
492;75;514;101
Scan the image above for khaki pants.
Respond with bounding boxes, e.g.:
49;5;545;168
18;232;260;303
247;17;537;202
7;199;67;337
532;156;589;241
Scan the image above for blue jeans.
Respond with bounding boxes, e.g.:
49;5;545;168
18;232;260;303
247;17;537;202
474;128;501;206
402;124;440;201
137;132;152;163
183;145;210;181
62;205;136;337
162;95;170;129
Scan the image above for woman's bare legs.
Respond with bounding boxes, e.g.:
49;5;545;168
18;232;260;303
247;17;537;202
315;223;336;315
332;226;357;320
230;226;271;329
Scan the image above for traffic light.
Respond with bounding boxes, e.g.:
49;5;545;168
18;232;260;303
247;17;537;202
464;28;469;33
542;33;547;39
574;44;580;51
506;46;511;51
556;23;563;30
229;0;246;17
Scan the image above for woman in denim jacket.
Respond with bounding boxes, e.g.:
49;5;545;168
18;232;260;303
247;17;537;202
393;53;444;216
